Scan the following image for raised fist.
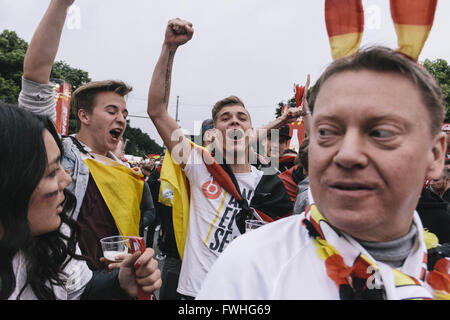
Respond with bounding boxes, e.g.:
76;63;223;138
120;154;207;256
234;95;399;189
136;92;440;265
164;18;194;49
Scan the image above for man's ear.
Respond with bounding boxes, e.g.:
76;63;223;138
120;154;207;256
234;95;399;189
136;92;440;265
426;132;446;180
77;109;90;126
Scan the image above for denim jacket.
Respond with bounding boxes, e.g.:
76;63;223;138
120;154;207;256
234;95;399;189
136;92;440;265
61;136;92;220
18;77;154;231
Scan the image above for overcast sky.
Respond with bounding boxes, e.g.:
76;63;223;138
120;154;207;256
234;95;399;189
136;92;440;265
1;0;449;146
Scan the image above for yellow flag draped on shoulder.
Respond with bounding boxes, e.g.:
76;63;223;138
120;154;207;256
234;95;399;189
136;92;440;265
159;149;191;260
83;155;144;237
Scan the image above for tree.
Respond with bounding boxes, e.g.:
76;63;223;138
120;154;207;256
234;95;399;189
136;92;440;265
277;59;450;123
51;60;91;91
123;122;164;157
275;97;296;118
422;58;450;122
0;30;28;103
0;29;163;155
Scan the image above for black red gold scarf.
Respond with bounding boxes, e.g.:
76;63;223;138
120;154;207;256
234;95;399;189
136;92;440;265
302;203;449;300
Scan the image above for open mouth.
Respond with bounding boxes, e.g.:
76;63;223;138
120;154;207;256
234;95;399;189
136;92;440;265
227;129;243;140
109;128;122;140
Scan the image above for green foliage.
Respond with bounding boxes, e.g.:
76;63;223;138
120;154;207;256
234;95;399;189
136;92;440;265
123;122;164;157
422;58;450;122
0;29;163;155
275;98;296;118
51;61;91;91
0;30;28;103
278;60;450;124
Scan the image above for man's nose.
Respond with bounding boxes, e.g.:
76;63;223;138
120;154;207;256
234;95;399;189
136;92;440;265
333;130;368;169
117;112;127;124
230;117;240;126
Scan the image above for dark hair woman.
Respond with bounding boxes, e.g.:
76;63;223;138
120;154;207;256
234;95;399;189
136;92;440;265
0;103;87;299
0;103;161;299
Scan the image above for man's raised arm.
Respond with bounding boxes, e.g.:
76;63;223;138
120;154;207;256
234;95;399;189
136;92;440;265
19;0;73;121
23;0;73;84
147;18;194;166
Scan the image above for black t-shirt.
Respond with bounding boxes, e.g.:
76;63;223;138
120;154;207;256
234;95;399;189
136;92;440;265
77;174;119;270
416;187;450;244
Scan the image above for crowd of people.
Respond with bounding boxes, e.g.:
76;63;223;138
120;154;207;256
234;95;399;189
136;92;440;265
1;0;449;300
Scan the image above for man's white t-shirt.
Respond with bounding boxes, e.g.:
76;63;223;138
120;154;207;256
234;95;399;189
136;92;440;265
176;148;264;297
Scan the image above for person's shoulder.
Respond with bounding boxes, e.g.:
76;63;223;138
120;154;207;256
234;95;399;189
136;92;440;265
149;168;160;178
255;170;290;192
184;145;204;165
278;165;297;185
60;137;92;179
223;215;308;261
249;163;265;178
297;178;310;194
197;215;311;299
418;187;446;205
61;136;82;160
183;146;210;177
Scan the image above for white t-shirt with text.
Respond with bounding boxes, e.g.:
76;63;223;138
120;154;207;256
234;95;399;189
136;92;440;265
176;148;263;297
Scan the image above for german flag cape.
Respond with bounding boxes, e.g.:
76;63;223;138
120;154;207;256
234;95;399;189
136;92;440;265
159;150;191;259
207;151;293;233
83;155;144;237
160;140;293;260
325;0;437;61
303;203;449;299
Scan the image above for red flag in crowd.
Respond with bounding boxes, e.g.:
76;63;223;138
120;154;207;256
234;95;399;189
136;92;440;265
53;81;72;136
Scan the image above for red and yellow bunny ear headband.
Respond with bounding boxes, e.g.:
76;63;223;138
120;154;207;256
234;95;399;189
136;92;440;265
325;0;438;61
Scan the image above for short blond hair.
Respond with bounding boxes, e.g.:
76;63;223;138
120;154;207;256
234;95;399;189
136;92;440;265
211;95;247;124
